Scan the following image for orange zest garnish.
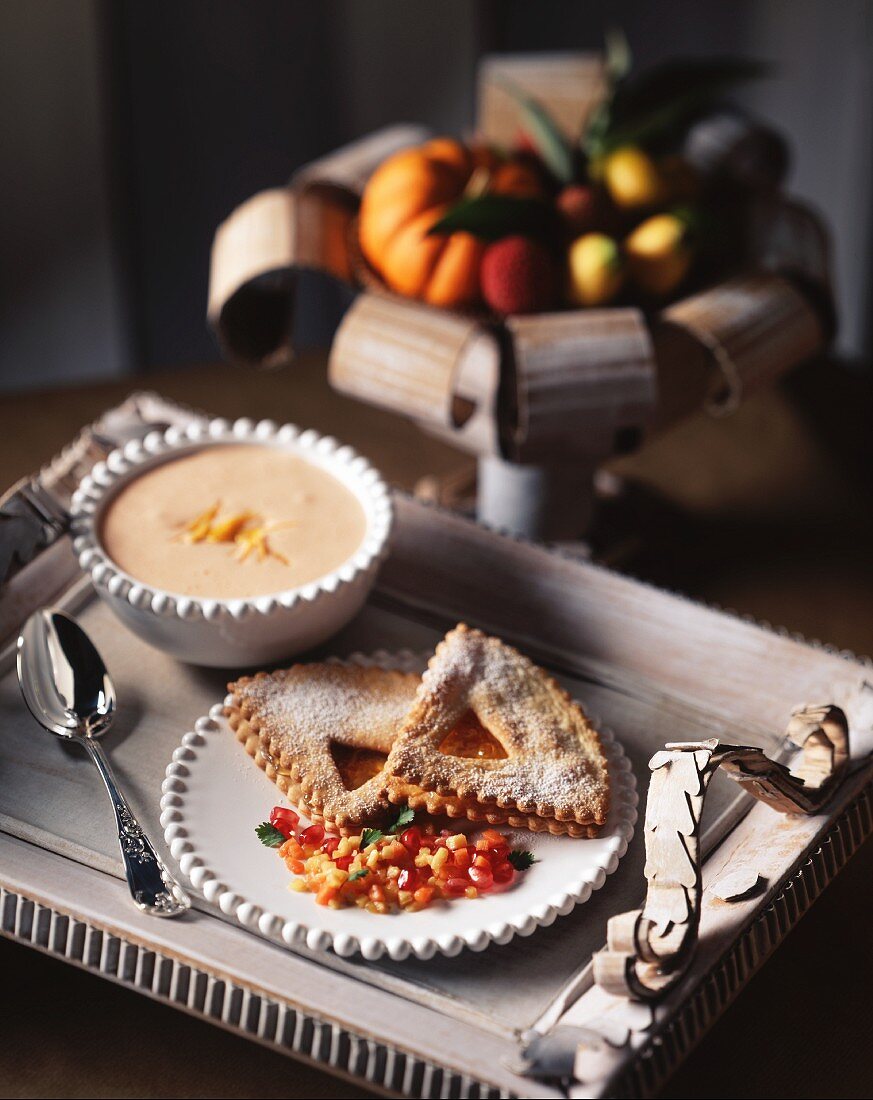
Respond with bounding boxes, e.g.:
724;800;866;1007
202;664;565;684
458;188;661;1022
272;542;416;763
178;501;220;543
206;511;255;543
233;520;295;565
174;504;296;565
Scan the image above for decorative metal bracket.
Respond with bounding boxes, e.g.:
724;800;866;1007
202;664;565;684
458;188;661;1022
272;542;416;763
0;478;69;586
593;703;849;1000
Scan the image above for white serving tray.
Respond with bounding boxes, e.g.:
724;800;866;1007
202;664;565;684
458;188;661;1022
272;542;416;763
2;395;872;1098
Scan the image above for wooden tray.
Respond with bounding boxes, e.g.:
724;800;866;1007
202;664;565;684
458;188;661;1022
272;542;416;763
1;404;871;1098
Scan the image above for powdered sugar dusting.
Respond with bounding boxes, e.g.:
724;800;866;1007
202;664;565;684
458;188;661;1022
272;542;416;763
227;665;419;825
387;625;610;823
236;665;417;754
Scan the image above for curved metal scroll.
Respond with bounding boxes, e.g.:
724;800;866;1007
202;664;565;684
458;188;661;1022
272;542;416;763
593;703;849;1000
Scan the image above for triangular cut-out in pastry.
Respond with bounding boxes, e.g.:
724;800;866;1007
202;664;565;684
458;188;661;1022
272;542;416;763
225;664;419;831
439;710;508;759
385;624;610;827
330;743;388;791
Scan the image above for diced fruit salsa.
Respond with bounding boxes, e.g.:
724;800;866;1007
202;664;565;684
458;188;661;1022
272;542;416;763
256;804;536;914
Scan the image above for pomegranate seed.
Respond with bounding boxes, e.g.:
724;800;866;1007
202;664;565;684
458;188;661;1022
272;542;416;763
322;836;340;857
492;861;515;885
299;823;324;847
270;806;299;837
443;877;469;897
488;843;510;862
334;855;352;871
468;864;494;890
397;867;419;891
440;829;452;837
400;826;422;853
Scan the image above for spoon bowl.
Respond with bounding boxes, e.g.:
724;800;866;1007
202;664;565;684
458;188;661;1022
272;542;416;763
18;609;116;740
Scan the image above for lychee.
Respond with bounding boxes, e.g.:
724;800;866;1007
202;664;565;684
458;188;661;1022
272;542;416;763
556;184;599;236
480;235;557;315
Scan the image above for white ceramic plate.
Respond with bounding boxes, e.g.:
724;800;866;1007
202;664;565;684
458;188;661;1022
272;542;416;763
160;651;637;961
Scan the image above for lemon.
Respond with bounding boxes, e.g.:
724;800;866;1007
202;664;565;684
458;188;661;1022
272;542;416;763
625;212;693;297
602;146;665;209
567;233;624;307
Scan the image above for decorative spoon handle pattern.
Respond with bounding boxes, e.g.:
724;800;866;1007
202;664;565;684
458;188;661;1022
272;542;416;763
83;738;190;918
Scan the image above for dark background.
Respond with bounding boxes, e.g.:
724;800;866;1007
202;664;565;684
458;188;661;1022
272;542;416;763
1;0;871;393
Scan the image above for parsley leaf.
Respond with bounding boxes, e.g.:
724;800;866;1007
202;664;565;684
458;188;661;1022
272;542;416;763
508;849;538;871
388;805;415;833
361;827;384;848
256;822;286;848
348;868;370;882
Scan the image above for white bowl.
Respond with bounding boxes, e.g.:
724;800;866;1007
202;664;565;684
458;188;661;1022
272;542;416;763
70;417;393;667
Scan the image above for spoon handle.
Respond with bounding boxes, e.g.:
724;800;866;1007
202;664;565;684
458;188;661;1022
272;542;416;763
82;739;191;918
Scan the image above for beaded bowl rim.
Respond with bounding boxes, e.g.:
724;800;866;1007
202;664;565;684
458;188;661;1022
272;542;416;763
69;416;393;624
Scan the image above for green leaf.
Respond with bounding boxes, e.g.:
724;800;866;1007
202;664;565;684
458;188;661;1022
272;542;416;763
256;822;286;848
613;58;769;124
604;25;632;84
581;27;631;158
361;827;384;848
388;805;415;834
507;849;538;871
427;194;559;243
495;77;575;183
348;868;370;883
588;57;770;156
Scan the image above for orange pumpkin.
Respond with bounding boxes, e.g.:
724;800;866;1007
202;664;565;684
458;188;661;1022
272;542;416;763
358;138;543;310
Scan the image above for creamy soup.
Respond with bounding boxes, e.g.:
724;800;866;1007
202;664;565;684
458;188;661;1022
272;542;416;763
100;444;368;599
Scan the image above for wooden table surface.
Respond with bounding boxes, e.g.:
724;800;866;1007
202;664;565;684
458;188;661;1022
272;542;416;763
2;353;872;1099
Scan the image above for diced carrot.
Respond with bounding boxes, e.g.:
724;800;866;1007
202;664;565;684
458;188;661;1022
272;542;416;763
315;884;337;906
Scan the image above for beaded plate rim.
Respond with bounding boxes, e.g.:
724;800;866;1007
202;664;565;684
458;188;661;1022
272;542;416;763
160;650;638;962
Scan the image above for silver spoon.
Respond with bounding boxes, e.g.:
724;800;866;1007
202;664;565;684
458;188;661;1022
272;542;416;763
17;608;190;918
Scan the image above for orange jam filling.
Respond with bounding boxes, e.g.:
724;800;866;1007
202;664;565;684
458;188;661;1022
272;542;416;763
439;710;507;759
330;743;388;790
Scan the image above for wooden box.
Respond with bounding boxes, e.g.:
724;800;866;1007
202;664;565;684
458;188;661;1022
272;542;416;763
207;54;832;537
